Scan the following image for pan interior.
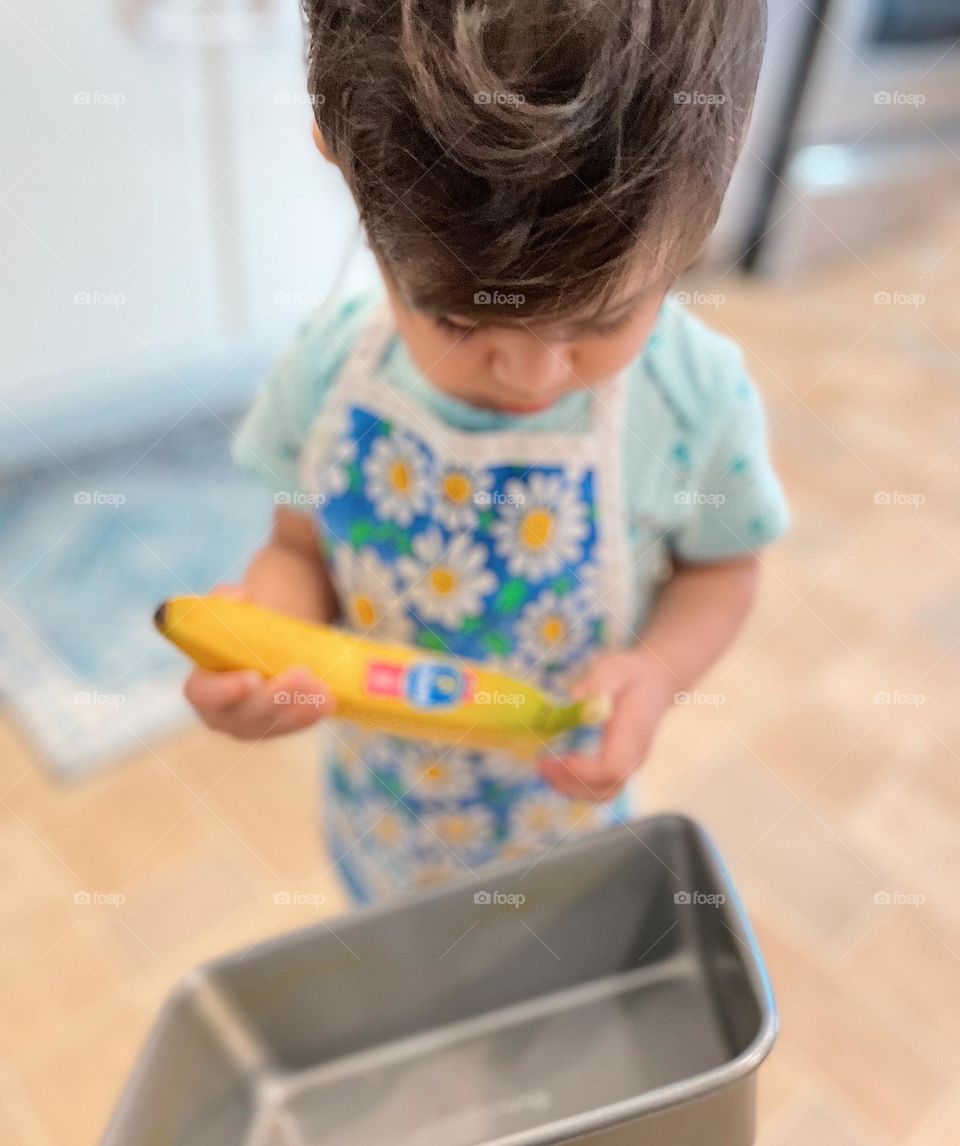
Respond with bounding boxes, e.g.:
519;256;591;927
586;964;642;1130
246;950;733;1145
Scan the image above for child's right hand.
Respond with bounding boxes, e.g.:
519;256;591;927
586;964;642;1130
182;585;335;740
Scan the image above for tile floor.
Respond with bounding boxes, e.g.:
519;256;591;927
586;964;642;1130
1;204;959;1144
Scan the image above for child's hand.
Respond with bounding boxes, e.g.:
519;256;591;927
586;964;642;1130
537;650;675;802
182;584;335;740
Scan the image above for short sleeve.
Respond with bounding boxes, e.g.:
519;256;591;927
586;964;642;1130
230;293;377;509
669;369;789;563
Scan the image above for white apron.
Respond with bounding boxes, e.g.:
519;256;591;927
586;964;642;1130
298;303;635;902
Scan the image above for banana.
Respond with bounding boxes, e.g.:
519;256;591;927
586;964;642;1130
155;595;610;753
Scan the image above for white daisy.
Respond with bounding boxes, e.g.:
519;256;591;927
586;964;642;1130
411;854;473;890
474;748;536;789
366;800;418;855
509;790;565;847
435;465;492;531
397;527;497;628
515;589;594;670
427;805;498;856
363;429;431;526
397;745;480;804
490;472;590;581
331;545;413;643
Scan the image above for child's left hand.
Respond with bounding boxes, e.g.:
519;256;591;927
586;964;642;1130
537;650;676;802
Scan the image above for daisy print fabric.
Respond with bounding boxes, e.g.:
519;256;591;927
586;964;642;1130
306;399;626;902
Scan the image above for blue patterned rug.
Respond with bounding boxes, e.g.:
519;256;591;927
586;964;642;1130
0;414;271;780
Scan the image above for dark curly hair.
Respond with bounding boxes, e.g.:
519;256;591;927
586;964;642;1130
303;0;765;324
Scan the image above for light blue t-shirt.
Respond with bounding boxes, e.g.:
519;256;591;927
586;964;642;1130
232;290;788;567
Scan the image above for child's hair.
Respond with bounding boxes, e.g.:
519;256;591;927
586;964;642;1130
303;0;765;324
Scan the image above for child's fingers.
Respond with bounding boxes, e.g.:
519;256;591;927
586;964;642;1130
537;752;626;802
209;582;246;600
184;667;261;712
185;665;334;737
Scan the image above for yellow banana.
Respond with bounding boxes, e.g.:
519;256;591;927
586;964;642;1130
155;595;610;753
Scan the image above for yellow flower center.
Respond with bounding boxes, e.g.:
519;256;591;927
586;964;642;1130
528;806;552;830
424;762;445;783
443;473;471;503
521;509;554;549
541;617;566;644
442;817;470;843
430;567;457;595
375;818;402;845
353;595;377;627
390;461;410;491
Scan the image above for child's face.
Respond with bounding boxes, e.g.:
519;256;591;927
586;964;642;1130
382;271;667;415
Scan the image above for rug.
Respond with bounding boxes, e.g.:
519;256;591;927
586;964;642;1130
0;413;271;779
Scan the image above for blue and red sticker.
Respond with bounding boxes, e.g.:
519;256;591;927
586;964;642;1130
364;660;475;710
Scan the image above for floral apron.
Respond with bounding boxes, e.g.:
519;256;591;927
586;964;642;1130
298;302;636;903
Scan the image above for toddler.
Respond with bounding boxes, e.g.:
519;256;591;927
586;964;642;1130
185;0;787;902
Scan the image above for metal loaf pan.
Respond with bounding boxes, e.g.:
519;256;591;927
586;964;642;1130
103;814;777;1145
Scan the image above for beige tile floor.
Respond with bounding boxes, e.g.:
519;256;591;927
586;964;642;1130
2;205;959;1144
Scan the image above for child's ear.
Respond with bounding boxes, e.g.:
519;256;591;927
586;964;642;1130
311;120;335;163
